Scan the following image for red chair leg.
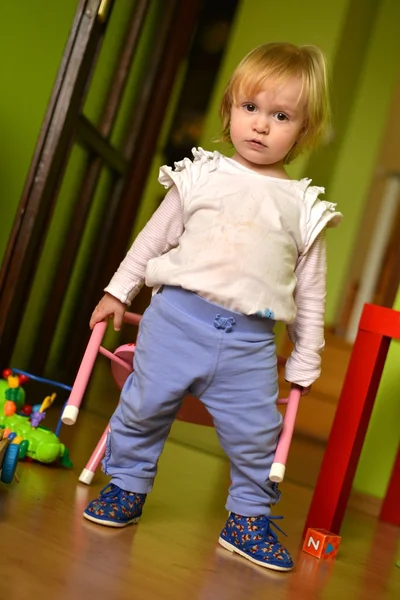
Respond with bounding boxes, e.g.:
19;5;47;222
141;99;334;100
303;329;390;536
380;445;400;526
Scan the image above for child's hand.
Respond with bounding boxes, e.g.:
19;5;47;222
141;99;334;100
290;383;311;396
90;293;126;331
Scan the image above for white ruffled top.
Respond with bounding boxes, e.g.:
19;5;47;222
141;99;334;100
148;147;341;320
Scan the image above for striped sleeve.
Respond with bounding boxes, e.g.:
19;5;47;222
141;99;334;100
105;186;183;304
285;231;327;387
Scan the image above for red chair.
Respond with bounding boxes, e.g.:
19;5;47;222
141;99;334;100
304;303;400;534
61;313;300;485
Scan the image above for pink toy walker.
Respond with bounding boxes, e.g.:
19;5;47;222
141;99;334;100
61;313;300;485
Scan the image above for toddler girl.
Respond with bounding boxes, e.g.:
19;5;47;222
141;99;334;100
83;42;342;572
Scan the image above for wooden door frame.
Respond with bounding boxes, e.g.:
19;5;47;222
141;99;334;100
0;0;202;379
0;0;107;366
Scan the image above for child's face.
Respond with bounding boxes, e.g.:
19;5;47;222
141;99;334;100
229;75;305;176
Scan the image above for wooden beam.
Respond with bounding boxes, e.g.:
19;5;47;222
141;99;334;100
63;0;202;374
76;116;127;174
0;0;108;367
28;0;149;376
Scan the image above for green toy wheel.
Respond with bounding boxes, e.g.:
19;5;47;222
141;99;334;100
1;443;19;483
19;439;29;459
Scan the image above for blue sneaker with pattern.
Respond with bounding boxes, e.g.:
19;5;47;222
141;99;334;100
218;512;294;571
83;484;146;528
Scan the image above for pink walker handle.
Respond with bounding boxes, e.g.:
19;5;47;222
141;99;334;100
62;321;108;425
61;313;141;426
270;388;301;483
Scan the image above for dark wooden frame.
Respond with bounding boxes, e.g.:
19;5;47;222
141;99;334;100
0;0;108;366
0;0;201;380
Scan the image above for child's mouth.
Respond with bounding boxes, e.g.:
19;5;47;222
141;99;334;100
246;139;266;149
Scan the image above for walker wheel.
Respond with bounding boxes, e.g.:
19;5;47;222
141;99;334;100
1;443;19;483
0;437;11;469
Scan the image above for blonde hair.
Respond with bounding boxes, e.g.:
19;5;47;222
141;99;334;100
220;42;330;163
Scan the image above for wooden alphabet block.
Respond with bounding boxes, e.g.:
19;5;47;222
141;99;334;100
302;528;341;560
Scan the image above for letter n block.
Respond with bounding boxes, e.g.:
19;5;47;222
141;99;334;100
302;528;341;560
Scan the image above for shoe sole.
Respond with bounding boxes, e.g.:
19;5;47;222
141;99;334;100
83;512;141;528
218;537;293;572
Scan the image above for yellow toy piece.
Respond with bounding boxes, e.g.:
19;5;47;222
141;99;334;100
39;393;57;413
7;375;20;389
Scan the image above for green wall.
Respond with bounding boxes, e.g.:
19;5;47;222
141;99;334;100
0;1;79;264
323;0;400;500
5;0;169;371
323;0;400;323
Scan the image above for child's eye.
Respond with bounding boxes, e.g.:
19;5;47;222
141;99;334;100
274;112;289;122
243;103;257;112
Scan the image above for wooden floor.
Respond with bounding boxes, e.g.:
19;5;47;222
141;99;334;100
1;330;399;598
1;406;399;599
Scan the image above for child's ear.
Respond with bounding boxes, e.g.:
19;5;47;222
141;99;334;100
299;122;307;134
296;124;308;144
300;118;309;135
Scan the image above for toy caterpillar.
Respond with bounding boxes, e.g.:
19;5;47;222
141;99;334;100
0;414;71;466
0;369;72;479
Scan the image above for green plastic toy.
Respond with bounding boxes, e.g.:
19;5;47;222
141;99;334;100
0;369;72;474
0;415;71;465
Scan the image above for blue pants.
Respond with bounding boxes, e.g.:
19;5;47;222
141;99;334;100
104;286;282;516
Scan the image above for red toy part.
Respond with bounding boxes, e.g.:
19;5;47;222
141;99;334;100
21;405;33;416
302;528;341;560
2;368;12;379
18;374;29;384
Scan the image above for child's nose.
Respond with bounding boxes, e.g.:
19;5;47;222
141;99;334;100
253;115;269;134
